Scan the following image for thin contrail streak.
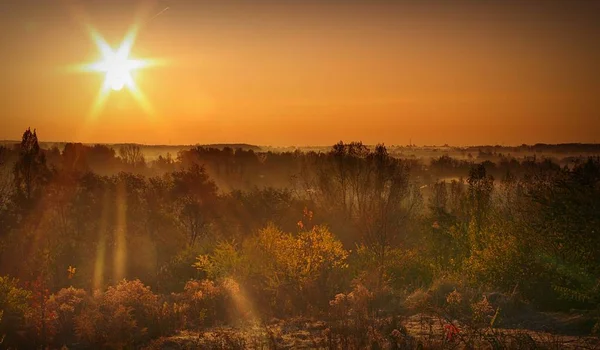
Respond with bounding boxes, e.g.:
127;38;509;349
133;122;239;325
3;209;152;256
150;7;170;21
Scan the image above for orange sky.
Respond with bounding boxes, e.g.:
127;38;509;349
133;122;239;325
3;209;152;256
1;0;599;146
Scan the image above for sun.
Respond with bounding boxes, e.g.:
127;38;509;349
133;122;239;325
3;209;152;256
93;52;136;91
96;53;138;91
86;30;150;92
69;26;163;116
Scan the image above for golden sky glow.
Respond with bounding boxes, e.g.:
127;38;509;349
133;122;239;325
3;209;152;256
1;0;599;146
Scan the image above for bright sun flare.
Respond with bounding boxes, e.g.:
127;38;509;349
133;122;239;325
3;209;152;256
97;53;140;91
70;26;162;116
88;33;149;92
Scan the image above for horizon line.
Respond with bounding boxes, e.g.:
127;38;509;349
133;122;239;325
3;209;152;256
2;139;600;150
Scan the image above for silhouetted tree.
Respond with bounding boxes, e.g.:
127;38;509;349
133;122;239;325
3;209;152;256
87;144;117;173
467;163;494;247
0;146;15;237
314;143;422;287
13;128;50;212
171;164;218;246
61;143;89;173
359;144;422;287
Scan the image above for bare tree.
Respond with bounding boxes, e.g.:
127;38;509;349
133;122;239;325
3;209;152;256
119;144;145;169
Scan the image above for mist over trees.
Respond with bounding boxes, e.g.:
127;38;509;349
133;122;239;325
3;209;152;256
0;129;599;348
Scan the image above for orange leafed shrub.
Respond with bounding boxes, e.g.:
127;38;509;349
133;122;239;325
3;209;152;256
171;279;222;328
47;287;87;346
74;279;161;348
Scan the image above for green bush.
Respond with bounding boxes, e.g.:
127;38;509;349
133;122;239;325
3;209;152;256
0;275;30;347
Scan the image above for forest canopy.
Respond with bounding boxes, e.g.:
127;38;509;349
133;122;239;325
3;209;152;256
0;129;599;348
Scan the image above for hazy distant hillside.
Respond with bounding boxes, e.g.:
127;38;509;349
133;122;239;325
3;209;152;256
2;140;599;163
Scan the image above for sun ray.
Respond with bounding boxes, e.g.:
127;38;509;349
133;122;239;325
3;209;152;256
89;80;112;119
116;24;139;59
94;189;110;291
129;85;154;117
90;28;114;59
114;182;127;282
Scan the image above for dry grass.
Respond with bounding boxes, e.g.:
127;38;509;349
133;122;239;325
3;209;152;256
143;313;600;350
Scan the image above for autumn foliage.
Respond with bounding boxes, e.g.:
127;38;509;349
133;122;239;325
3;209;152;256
0;130;599;348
